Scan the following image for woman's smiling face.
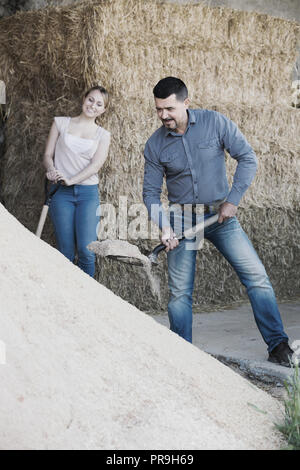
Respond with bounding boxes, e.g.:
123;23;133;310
82;89;106;119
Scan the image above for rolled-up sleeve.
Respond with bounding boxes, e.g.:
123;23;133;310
143;141;170;229
217;113;258;206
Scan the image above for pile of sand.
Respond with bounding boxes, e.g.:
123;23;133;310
0;204;285;450
88;240;161;301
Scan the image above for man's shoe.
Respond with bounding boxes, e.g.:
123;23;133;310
268;341;294;367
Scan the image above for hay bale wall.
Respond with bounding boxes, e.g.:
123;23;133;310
0;0;299;312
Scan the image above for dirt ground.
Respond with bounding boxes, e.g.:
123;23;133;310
223;361;288;402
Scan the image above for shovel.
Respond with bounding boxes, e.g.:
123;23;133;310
90;212;219;267
35;179;61;238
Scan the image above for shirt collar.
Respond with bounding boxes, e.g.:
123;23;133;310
188;108;196;124
165;108;196;136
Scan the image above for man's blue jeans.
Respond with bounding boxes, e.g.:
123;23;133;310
167;212;289;352
49;184;100;277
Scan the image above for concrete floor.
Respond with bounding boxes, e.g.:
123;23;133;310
154;301;300;385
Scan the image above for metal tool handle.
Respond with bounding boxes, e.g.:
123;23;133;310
44;179;62;205
151;213;219;258
184;212;219;238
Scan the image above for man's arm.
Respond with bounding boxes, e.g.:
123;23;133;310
143;142;178;251
217;113;258;222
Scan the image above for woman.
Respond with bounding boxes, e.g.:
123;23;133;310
43;85;111;277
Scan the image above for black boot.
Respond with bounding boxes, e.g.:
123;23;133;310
268;342;294;367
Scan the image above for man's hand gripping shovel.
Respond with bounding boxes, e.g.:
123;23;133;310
148;213;219;265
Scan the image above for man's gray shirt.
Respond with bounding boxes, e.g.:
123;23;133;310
143;108;258;227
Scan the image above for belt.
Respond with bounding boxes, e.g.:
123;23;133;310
179;204;212;214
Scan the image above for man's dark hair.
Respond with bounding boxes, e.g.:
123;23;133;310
153;77;188;101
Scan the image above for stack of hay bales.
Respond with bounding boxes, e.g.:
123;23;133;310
0;0;299;311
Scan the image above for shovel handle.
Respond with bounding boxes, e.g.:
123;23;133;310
184;212;219;238
44;180;62;205
35;180;62;239
152;213;220;256
35;205;49;238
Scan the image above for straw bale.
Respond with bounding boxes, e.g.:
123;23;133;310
0;0;299;311
1;1;299;104
225;139;300;210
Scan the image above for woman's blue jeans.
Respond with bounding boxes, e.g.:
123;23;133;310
167;212;289;352
49;184;100;277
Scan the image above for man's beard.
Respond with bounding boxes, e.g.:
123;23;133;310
162;118;177;129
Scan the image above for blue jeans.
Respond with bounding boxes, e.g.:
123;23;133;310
49;184;100;277
167;212;289;352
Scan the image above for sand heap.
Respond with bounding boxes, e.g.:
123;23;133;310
0;204;285;450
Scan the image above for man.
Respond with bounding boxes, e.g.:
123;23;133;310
143;76;294;367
